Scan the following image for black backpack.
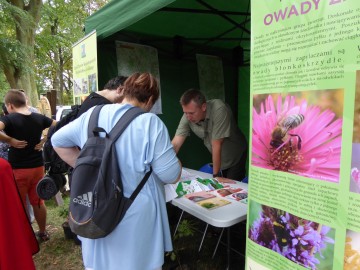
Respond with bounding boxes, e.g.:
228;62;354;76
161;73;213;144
69;105;152;239
43;105;81;174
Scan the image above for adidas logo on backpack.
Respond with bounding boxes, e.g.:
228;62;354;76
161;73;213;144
73;192;93;207
69;105;152;239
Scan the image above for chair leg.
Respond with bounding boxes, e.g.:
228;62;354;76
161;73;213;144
226;227;231;270
173;210;184;238
212;228;225;259
198;223;209;252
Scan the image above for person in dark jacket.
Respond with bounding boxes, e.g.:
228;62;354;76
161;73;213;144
77;75;128;116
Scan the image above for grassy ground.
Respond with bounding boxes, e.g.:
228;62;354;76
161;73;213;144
33;197;246;270
33;197;83;270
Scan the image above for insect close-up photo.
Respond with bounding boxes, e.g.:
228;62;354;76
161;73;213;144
252;90;343;183
248;201;336;270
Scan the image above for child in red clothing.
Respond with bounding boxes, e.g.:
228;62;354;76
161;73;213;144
0;158;39;269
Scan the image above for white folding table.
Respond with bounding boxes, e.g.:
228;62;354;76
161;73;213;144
171;168;248;269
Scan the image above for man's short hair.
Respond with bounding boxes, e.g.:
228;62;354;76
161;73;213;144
180;89;206;106
4;89;27;108
103;75;128;90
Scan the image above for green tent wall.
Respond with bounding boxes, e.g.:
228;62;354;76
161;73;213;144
85;0;251;170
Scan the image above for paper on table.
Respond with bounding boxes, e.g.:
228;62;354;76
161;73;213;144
225;190;248;202
185;191;216;202
179;168;201;181
196;197;231;210
175;180;205;196
165;184;178;202
165;168;203;202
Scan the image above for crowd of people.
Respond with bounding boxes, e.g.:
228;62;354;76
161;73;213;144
0;72;247;270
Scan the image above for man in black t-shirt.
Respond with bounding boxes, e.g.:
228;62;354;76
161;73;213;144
0;89;56;241
77;75;128;117
56;75;128;189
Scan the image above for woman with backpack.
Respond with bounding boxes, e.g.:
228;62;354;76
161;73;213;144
52;72;182;270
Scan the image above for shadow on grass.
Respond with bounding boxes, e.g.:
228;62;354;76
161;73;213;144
165;204;246;270
33;198;246;270
33;198;83;270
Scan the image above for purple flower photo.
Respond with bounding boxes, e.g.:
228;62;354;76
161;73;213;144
248;203;335;270
252;92;343;182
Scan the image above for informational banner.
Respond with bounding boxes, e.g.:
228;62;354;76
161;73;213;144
115;41;162;114
72;30;98;104
247;1;360;270
196;54;225;100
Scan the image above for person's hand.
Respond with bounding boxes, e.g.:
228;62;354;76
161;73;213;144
34;142;43;151
35;141;45;151
34;137;47;151
9;138;28;148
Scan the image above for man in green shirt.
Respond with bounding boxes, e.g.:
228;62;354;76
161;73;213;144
172;89;247;181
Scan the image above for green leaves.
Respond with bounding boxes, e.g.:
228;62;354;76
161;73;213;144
0;0;108;102
175;219;196;240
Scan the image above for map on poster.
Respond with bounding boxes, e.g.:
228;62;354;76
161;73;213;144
196;54;225;101
116;41;162;114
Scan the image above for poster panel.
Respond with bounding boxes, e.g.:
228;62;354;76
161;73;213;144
196;54;225;100
247;0;360;269
72;30;98;104
115;41;162;114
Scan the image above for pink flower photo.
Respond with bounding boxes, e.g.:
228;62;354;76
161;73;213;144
252;92;343;182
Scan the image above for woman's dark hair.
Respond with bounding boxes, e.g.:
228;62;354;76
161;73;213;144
123;73;159;104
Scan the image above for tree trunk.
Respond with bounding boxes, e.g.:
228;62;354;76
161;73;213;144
59;47;64;102
51;19;63;104
6;0;43;107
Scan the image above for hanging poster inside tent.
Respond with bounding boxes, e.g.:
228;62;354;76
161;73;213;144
196;54;225;100
115;41;162;114
72;30;98;104
247;0;360;269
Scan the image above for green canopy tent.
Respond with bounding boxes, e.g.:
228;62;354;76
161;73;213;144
84;0;251;169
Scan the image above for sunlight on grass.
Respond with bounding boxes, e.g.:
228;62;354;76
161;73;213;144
33;195;83;270
32;197;245;269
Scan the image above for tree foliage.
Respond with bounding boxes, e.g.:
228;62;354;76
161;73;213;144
0;0;42;106
35;0;107;104
0;72;10;105
0;0;107;106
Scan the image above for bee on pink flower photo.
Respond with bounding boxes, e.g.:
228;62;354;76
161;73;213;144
252;90;343;183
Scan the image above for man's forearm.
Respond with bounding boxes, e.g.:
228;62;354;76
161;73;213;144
212;152;221;176
211;139;224;176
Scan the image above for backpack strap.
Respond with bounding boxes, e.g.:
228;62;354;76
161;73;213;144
89;105;152;199
108;106;145;141
130;167;152;201
88;104;106;138
88;105;144;139
108;106;152;200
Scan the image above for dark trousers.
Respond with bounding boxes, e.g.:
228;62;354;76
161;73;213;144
222;148;247;181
